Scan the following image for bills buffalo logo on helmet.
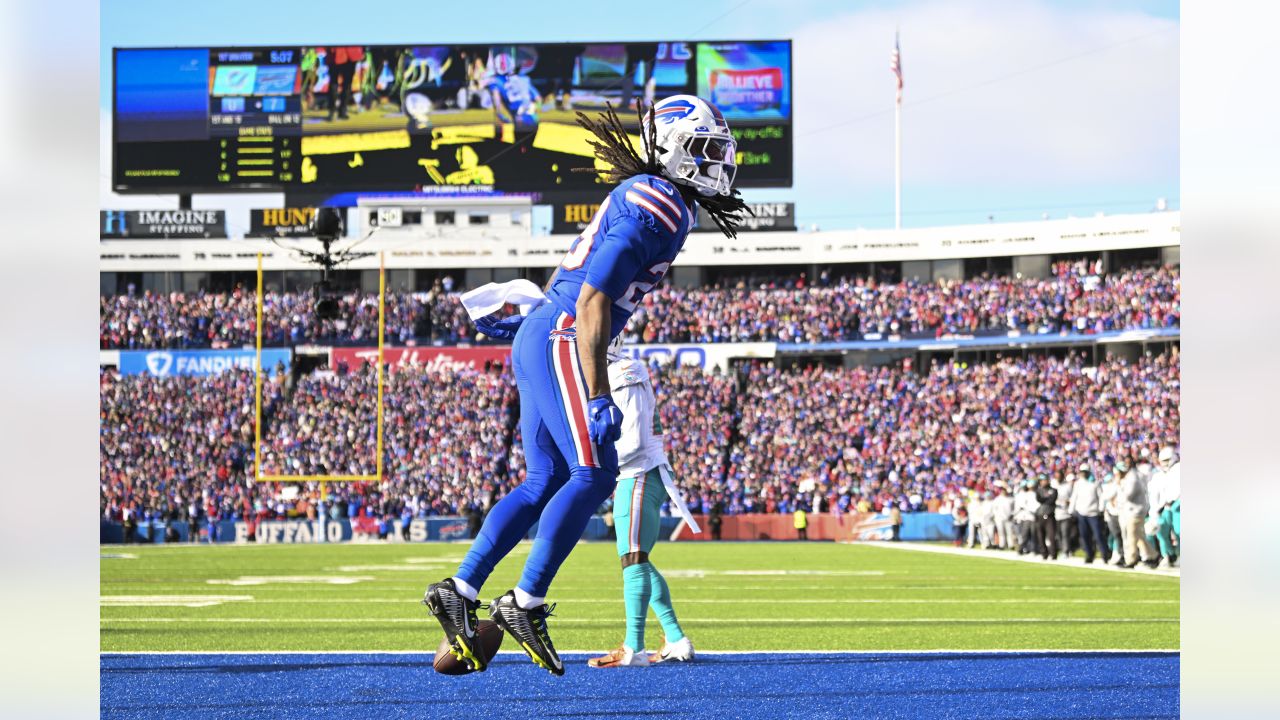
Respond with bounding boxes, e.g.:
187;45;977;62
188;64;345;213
654;99;698;124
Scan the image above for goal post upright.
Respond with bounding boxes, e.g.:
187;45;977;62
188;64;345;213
253;249;386;503
254;252;263;482
377;251;385;482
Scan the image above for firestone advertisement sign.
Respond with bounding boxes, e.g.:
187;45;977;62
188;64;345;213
331;346;511;372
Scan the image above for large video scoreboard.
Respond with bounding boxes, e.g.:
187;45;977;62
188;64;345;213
113;41;792;194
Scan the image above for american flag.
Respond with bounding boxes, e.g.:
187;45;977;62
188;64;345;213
890;32;903;105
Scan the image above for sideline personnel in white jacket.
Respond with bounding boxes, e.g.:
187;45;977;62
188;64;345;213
1115;453;1155;568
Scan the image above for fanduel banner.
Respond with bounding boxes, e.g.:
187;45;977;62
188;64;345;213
100;210;228;239
695;202;795;232
118;348;292;377
332;346;511;373
619;342;775;372
246;207;347;238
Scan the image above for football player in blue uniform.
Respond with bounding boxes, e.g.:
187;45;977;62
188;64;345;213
424;96;746;675
485;46;539;135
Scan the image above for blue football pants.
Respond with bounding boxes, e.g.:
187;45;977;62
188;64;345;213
455;304;618;598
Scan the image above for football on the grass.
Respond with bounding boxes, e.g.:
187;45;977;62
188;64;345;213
432;620;504;675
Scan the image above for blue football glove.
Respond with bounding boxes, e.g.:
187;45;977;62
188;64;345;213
587;395;624;446
475;313;524;340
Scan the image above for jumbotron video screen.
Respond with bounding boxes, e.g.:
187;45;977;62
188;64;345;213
112;41;792;193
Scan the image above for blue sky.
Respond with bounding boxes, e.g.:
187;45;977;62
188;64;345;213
100;0;1179;230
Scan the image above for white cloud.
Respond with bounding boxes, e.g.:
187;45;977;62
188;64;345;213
784;0;1178;192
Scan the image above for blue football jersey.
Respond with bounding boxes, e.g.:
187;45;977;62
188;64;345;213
546;174;693;338
486;74;537;116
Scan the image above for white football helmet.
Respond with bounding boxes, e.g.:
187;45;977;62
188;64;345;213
607;333;626;362
642;94;737;197
490;46;517;76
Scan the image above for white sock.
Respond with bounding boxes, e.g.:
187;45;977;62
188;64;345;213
451;577;479;602
514;586;544;609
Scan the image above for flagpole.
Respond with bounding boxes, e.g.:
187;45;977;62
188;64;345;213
894;30;902;231
895;88;902;231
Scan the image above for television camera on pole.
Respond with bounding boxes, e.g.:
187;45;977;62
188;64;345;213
284;207;375;320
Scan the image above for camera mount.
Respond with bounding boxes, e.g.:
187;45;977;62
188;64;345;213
274;207;374;320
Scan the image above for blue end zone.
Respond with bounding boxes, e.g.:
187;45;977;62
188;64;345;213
102;651;1179;719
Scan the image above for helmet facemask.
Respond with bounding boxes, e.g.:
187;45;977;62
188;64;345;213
642;97;739;197
606;333;626;363
667;132;737;197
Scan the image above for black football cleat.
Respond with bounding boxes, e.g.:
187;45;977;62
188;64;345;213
423;578;487;672
489;590;564;676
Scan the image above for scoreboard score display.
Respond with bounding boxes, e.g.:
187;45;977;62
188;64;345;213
112;41;791;194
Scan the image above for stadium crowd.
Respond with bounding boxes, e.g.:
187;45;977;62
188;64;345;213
100;369;281;537
102;348;1178;564
102;361;517;537
100;262;1179;349
627;262;1180;343
258;361;518;520
717;352;1179;517
99;281;473;349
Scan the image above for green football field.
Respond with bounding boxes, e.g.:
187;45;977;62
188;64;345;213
100;541;1179;653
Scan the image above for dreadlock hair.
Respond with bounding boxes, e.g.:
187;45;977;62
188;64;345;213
573;103;751;239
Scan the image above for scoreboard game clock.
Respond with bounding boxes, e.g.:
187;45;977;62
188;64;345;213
112;40;792;195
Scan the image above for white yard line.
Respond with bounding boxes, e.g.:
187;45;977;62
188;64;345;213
858;542;1181;577
100;648;1180;656
109;584;1162;592
99;591;1177;602
100;617;1177;624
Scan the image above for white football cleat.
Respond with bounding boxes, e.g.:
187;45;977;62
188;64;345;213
587;645;650;668
649;637;695;664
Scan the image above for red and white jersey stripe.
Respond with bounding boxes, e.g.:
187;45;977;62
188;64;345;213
624;181;686;234
550;312;598;468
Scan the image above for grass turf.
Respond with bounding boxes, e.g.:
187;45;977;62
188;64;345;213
100;541;1178;653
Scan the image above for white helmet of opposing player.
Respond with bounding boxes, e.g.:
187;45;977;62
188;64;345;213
642;94;737;197
607;333;626;362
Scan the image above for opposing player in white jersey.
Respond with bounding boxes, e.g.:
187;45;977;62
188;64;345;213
588;338;700;668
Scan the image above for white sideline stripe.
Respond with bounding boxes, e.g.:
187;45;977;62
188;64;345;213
164;584;1172;592
100;617;1178;624
98;597;1178;605
663;569;890;578
330;565;447;572
720;570;887;577
858;542;1181;577
104;583;1177;595
101;595;255;608
206;576;376;586
101;648;1180;656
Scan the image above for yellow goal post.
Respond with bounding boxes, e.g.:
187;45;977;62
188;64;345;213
253;251;384;499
